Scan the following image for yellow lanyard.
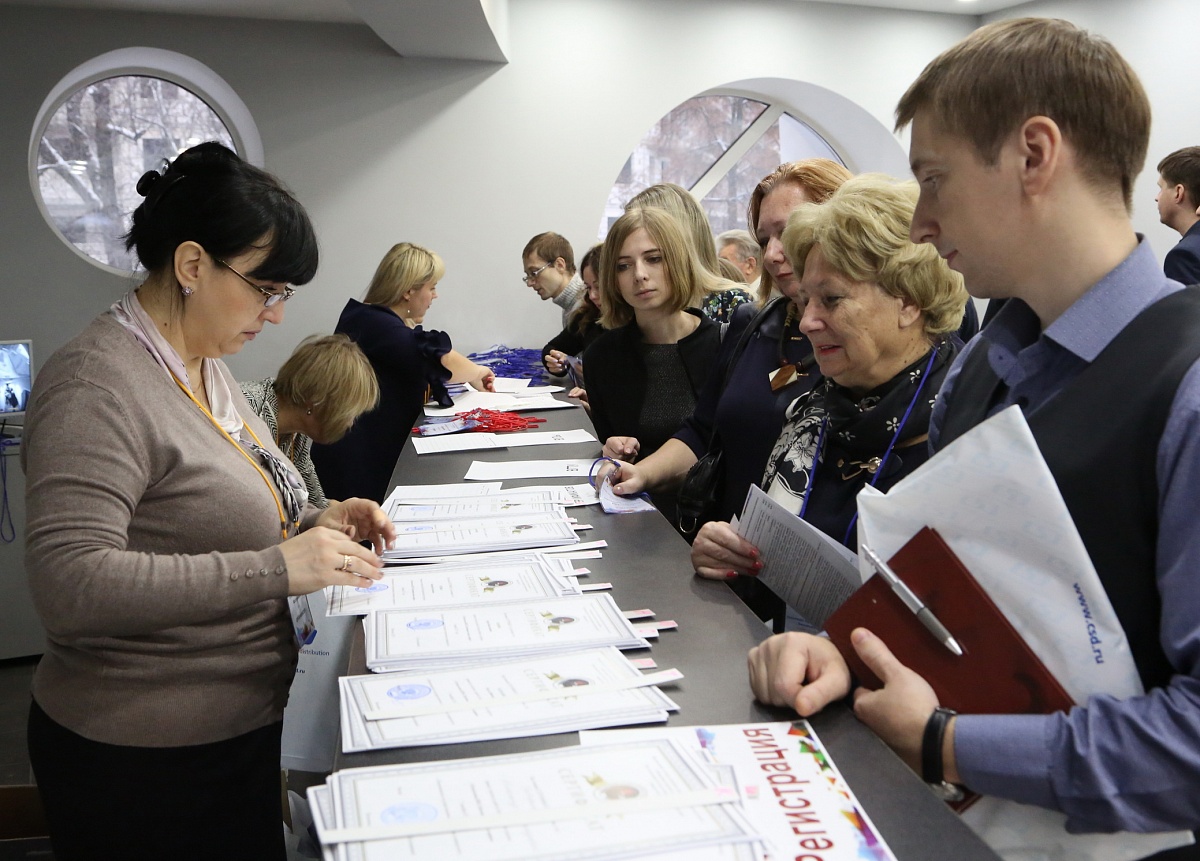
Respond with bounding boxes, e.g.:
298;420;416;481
172;372;294;539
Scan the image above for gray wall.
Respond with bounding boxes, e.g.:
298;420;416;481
1;0;972;380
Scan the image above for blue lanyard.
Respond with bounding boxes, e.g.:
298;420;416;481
797;345;939;547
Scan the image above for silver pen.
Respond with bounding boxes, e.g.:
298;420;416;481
860;543;964;657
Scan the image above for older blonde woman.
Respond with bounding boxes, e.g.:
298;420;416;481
691;174;968;579
241;334;379;508
311;242;494;503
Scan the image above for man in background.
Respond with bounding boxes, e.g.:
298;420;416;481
1156;146;1200;284
716;229;761;293
521;232;584;326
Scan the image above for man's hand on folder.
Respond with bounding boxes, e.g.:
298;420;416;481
849;628;950;776
748;627;961;784
747;632;852;716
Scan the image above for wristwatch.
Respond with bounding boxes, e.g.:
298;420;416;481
922;706;965;802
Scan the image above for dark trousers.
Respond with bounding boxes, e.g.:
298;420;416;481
28;699;286;861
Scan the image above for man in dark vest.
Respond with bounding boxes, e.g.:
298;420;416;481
748;17;1200;845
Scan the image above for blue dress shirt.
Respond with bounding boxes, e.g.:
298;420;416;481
929;239;1200;833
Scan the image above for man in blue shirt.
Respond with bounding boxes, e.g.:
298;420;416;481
749;17;1200;841
1155;147;1200;284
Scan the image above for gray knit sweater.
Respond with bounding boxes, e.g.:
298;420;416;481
22;313;318;747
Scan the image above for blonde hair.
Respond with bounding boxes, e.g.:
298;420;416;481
274;334;380;442
626;183;721;278
363;242;445;307
895;17;1149;212
748;159;853;303
599;207;728;329
782;174;967;335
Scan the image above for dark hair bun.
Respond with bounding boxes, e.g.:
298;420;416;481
135;169;162;197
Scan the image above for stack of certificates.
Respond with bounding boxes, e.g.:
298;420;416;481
382;511;580;559
325;553;582;617
361;593;651;673
308;738;763;861
338;647;680;752
309;722;897;861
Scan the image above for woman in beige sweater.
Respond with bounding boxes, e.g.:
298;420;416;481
22;142;394;861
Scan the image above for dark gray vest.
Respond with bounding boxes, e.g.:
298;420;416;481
938;289;1200;690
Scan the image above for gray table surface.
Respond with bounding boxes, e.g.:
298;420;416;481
336;396;1001;861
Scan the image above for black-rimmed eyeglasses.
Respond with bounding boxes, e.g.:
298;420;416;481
215;257;295;307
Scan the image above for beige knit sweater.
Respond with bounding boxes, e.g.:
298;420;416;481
22;313;319;747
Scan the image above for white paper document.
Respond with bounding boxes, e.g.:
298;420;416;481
598;480;658;514
363;594;650;672
581;721;897;861
381;512;579;559
388;499;562;521
854;406;1191;861
464;458;597;481
502;483;600;506
733;485;860;628
338;648;679;752
411;428;597;455
312;739;759;861
326;555;580;616
423;389;576;416
490;377;531;392
384;482;501;505
380;539;608;566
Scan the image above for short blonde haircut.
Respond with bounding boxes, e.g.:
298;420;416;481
363;242;445;307
782;174;967;336
599;207;718;329
626;183;722;278
274;334;380;442
748;159;853;303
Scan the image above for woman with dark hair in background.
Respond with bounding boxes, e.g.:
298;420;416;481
542;242;604;379
22;142;394;860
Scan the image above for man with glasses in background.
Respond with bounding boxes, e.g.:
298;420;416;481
521;231;584;327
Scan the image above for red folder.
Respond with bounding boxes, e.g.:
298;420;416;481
825;527;1074;717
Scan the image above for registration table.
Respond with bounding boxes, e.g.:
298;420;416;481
336;399;1001;861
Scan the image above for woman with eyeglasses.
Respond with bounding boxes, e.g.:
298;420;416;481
311;242;495;504
21;142;396;861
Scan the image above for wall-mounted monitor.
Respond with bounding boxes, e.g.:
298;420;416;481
0;340;32;429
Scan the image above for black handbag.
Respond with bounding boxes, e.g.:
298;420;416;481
676;298;786;535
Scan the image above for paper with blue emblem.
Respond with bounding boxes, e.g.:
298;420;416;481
337;647;678;752
319;738;760;861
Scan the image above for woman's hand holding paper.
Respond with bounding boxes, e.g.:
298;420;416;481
691;520;761;579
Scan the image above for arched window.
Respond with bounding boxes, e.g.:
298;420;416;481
602;93;845;237
29;48;262;273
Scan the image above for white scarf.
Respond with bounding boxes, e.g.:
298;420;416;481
109;290;243;436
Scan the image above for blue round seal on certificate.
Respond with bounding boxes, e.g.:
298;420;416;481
354;582;389;593
386;684;432;701
406;618;444;630
380;803;439;824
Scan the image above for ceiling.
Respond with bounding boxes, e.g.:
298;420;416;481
0;0;1039;22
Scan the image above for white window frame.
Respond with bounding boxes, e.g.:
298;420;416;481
28;47;263;275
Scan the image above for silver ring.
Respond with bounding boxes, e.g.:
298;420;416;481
338;554;352;572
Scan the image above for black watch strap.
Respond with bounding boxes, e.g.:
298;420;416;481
921;706;957;785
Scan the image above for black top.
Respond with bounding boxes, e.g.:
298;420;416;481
541;318;604;370
582;310;719;459
675;300;818;522
311;299;451;504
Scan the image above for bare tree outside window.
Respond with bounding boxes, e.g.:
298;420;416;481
601;94;845;240
36;76;235;271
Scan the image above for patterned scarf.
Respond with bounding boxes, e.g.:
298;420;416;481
762;337;956;514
